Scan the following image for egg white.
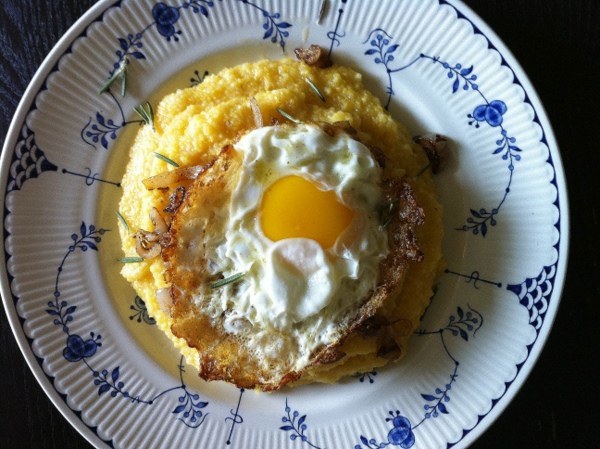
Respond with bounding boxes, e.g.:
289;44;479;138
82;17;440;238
197;124;387;364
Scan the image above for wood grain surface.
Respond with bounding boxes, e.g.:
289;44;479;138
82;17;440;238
1;1;598;448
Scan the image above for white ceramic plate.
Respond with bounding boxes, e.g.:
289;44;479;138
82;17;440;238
0;1;568;448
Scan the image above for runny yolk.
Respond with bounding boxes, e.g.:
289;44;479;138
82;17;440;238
260;175;354;249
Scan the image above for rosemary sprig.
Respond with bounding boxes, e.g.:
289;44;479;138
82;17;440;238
119;256;144;263
317;0;327;24
99;57;129;96
211;272;245;289
277;108;302;124
116;211;129;233
134;102;155;131
305;78;326;102
153;152;179;167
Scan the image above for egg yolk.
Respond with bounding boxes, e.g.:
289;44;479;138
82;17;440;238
260;175;354;248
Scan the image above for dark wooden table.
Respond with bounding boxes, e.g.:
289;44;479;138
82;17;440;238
1;1;598;448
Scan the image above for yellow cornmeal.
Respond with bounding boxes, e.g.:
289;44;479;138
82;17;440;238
118;58;444;383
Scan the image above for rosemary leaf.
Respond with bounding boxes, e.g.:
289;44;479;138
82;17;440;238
380;201;396;229
305;78;326;102
121;69;127;97
317;0;327;24
116;211;129;233
134;102;155;131
119;256;144;263
99;57;129;95
277;108;302;124
211;272;245;289
153;152;180;167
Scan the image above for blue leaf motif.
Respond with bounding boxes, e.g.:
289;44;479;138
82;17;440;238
452;77;459;93
460;65;473;76
65;306;77;315
280;399;320;447
98;383;111;396
173;404;186;414
83;241;98;251
386;44;399;54
111;367;120;382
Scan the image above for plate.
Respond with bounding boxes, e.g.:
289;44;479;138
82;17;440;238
0;1;568;448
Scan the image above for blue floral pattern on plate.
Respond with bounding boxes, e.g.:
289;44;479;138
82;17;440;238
0;1;566;448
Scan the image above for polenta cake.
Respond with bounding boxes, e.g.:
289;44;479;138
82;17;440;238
118;53;444;390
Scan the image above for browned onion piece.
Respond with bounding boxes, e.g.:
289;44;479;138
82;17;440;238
413;134;448;174
135;230;162;259
149;207;170;234
249;97;263;129
294;44;332;68
142;163;213;190
134;208;174;260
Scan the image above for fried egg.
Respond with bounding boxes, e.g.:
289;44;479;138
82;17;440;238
212;123;385;342
163;123;390;389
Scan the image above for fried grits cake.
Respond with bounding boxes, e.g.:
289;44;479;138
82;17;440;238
118;54;444;391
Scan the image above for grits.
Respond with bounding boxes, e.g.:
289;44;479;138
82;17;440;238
118;57;444;387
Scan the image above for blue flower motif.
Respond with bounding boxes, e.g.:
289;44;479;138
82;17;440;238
471;100;507;127
63;333;102;362
387;412;415;448
152;3;181;40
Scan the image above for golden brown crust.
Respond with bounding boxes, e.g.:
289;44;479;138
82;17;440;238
413;134;448;174
306;176;426;370
161;135;426;391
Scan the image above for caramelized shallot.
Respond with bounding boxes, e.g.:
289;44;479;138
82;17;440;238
134;208;172;260
150;206;170;234
294;44;332;68
135;230;162;259
249;97;263;128
413;134;448;174
142;163;213;190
